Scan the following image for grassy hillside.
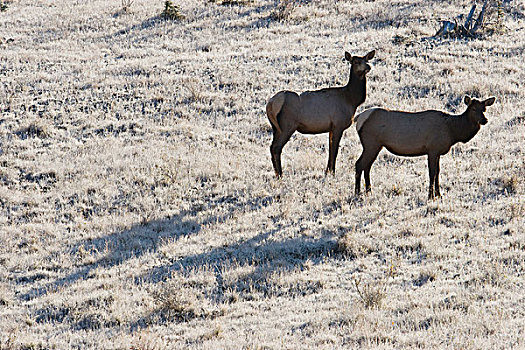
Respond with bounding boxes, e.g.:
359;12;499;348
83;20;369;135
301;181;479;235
1;0;524;348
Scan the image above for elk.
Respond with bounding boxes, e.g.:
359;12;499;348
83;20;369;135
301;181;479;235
266;50;375;177
354;96;496;199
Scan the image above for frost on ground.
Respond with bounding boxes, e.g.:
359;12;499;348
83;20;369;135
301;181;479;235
0;0;524;348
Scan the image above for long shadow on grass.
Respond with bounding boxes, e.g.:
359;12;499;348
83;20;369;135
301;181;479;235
101;16;169;45
19;194;275;301
141;224;337;285
105;3;278;43
140;198;344;293
131;221;339;329
110;16;163;37
141;198;343;288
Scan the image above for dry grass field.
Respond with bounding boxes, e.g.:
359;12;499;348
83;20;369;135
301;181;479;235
1;0;524;348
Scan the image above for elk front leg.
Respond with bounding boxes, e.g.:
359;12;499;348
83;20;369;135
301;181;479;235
326;129;343;175
434;156;441;198
427;154;439;199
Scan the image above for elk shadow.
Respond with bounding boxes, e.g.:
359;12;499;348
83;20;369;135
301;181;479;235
130;224;340;329
140;224;337;286
19;194;275;301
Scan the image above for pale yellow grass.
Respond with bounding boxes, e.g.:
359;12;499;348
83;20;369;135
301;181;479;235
0;0;524;349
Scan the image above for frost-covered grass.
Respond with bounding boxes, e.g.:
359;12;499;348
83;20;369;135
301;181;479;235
0;0;524;348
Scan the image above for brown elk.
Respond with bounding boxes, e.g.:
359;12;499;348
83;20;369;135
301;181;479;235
266;50;375;177
354;96;496;199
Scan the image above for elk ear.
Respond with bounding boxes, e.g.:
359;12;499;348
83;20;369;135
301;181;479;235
464;96;472;106
483;97;496;106
365;50;375;61
344;51;352;62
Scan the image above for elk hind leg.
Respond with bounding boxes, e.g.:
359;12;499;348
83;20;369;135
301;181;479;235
270;126;295;177
355;144;381;195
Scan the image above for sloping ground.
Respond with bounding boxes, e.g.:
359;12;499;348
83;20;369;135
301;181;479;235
0;0;524;348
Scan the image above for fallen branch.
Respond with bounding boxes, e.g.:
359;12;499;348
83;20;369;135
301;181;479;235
435;1;487;38
471;1;487;32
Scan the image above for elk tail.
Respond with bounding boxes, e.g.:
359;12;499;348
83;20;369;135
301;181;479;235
266;92;285;134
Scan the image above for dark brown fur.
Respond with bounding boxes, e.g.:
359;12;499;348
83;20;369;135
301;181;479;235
266;50;375;177
354;96;496;199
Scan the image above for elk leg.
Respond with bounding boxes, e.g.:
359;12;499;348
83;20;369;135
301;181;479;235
355;154;363;195
326;129;343;175
326;131;334;174
427;154;439;199
363;147;381;193
364;167;372;193
434;156;441;197
355;145;381;195
270;128;295;177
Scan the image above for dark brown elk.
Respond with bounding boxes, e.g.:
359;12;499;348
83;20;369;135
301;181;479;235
266;50;375;177
354;96;496;199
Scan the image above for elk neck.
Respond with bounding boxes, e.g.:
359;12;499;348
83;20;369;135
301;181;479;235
344;69;366;107
446;110;480;144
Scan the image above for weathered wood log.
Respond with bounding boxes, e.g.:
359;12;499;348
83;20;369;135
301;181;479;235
434;1;488;38
471;1;487;33
435;20;455;36
464;4;476;29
